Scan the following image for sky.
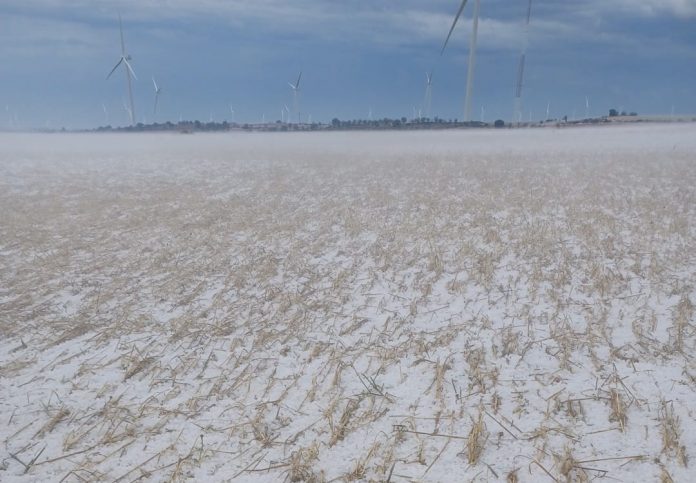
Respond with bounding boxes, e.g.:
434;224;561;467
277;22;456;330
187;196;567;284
1;0;695;129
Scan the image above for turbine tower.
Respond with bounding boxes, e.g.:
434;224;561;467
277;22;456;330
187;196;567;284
107;15;137;126
442;0;481;123
514;0;533;124
152;77;162;118
424;72;434;120
288;71;302;124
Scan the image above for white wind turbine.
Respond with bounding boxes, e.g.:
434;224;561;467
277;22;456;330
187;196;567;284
424;72;434;120
152;77;162;117
442;0;481;123
288;71;302;124
107;15;137;126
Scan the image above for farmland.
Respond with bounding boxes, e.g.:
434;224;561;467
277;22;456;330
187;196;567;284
1;124;695;482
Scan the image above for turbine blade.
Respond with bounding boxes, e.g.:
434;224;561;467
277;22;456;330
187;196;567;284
152;77;158;92
123;59;138;80
106;58;124;80
288;82;296;89
441;0;469;55
296;71;302;89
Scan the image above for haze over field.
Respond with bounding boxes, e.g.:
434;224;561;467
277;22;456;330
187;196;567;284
1;124;695;482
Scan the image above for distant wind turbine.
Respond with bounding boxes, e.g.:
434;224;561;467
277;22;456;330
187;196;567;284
102;103;109;125
288;71;302;124
152;77;162;117
107;15;137;126
229;105;235;123
424;72;434;119
442;0;480;122
585;96;590;119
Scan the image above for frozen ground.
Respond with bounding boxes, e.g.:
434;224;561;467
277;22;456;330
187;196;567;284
0;124;695;482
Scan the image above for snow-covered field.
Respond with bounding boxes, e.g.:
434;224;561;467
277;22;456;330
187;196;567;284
1;124;695;482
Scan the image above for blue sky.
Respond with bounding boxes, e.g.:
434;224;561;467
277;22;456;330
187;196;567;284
1;0;695;129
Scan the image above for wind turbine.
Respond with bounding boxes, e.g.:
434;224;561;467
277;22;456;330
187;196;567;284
442;0;480;123
229;105;235;123
288;71;302;124
424;72;434;120
514;0;533;123
107;15;137;126
585;96;590;119
152;77;162;117
102;103;109;125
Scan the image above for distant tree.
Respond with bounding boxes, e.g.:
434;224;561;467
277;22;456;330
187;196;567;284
494;119;505;128
609;109;619;117
331;118;340;128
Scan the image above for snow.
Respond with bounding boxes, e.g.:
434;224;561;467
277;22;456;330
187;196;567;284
1;124;695;482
